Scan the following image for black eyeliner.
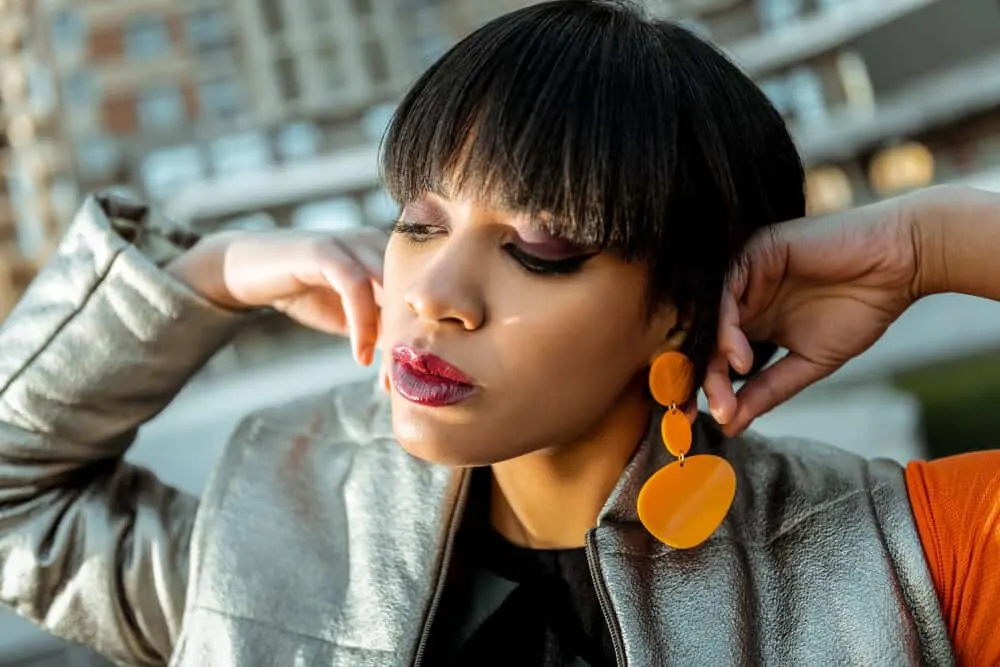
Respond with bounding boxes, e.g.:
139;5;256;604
504;244;595;275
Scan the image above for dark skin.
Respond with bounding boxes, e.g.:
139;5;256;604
704;185;1000;436
169;184;1000;549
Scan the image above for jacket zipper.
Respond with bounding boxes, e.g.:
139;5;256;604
586;528;627;667
412;470;471;667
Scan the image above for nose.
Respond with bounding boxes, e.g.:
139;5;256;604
404;239;486;331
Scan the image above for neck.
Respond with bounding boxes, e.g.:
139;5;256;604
489;385;652;549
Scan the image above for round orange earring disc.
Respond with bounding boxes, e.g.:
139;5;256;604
649;351;694;406
637;455;736;549
660;409;692;458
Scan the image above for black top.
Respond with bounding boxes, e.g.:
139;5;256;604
424;471;617;666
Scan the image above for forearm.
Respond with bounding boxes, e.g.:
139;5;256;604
0;194;246;452
0;195;248;664
911;185;1000;300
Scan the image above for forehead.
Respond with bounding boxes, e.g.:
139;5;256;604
408;189;570;235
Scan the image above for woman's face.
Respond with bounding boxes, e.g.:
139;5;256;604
379;193;677;466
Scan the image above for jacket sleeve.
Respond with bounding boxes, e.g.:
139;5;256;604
0;195;248;665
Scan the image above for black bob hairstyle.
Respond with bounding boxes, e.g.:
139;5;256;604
382;0;804;386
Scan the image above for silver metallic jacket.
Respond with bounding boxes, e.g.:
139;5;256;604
0;197;954;666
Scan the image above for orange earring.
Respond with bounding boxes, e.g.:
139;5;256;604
636;351;736;549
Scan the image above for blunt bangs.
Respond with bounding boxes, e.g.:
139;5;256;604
383;0;682;258
382;0;805;382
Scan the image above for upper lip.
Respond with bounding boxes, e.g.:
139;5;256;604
392;344;475;385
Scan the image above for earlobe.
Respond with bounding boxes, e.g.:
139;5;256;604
647;310;693;366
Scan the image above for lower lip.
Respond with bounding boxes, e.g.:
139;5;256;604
391;361;476;407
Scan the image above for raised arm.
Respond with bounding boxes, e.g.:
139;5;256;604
0;194;386;665
705;185;1000;435
0;195;246;665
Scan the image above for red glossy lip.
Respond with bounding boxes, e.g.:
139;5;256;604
390;345;476;408
391;345;474;385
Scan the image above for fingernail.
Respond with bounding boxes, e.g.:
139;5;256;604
729;352;747;374
711;405;727;424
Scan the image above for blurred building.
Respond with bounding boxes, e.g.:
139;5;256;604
4;0;997;318
5;0;1000;663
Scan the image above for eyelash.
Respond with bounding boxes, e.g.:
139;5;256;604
390;221;592;276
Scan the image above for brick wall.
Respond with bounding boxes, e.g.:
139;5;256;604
101;91;137;134
86;23;122;61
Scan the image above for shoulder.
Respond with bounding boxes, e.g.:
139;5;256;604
704;420;909;544
720;424;905;497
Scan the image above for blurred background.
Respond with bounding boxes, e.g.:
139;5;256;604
1;0;1000;663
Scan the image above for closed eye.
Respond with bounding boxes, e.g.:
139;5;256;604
504;244;595;275
391;221;444;242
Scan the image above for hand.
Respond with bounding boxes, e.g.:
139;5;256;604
166;227;388;366
703;196;922;436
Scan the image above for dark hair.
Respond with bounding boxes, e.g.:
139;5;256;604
382;0;803;385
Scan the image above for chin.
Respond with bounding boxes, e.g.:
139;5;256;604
390;404;502;467
390;410;467;466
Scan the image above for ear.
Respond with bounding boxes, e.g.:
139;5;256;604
647;303;693;365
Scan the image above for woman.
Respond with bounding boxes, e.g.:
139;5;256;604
0;1;996;665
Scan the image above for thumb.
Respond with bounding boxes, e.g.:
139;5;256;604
722;352;829;437
730;226;790;341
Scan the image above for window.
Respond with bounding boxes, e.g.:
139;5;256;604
125;13;170;61
141;145;204;199
26;63;56;116
199;76;243;121
187;8;230;53
260;0;285;34
756;0;804;31
364;39;389;85
51;8;85;57
75;135;120;179
292;198;362;231
316;41;349;91
221;212;277;232
275;56;300;100
308;0;334;23
138;84;184;131
276;122;322;161
210;132;270;174
416;35;449;66
364;188;398;225
362;103;394;141
64;69;96;106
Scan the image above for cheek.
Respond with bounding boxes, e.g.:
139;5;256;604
504;300;648;399
486;282;653;422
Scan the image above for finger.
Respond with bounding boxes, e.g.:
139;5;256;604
316;260;380;365
703;348;737;425
378;360;391;394
717;289;754;374
722;352;829;437
725;252;750;301
730;227;788;342
341;228;388;281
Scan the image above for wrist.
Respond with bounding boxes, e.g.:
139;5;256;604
906;184;1000;300
166;233;248;311
905;187;943;298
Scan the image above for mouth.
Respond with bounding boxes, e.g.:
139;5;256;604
390;344;476;407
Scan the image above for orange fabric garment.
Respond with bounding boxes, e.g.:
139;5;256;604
905;450;1000;666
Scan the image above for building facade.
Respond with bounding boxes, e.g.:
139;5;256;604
5;0;1000;663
